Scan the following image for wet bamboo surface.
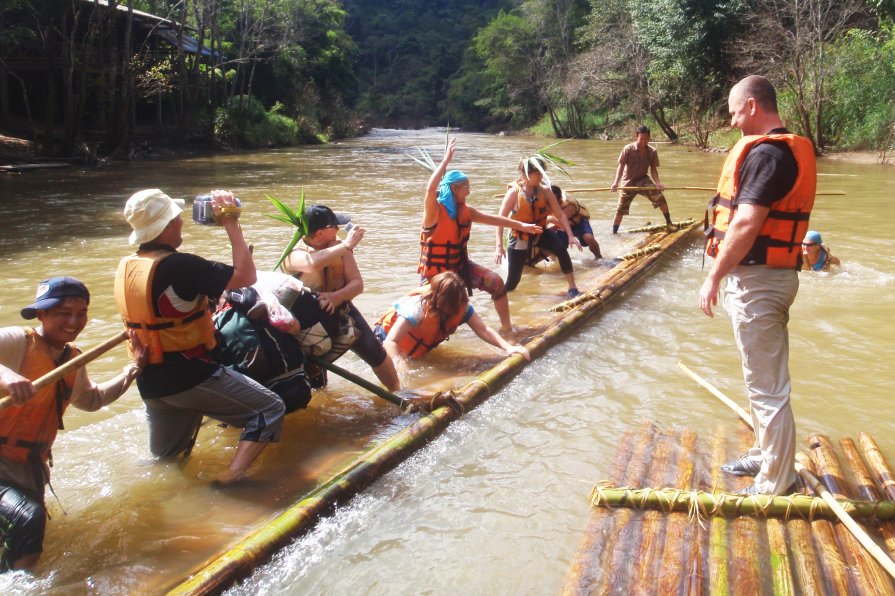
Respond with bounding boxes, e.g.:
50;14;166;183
167;223;703;594
568;426;895;594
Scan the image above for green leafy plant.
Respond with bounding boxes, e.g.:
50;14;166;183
405;124;451;172
265;189;308;271
522;139;575;185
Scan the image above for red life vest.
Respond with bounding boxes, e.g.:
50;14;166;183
114;249;217;364
0;329;80;465
418;203;472;279
705;134;816;269
376;286;468;359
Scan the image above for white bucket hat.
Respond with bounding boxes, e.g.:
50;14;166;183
124;189;184;245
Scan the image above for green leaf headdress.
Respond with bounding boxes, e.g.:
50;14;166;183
265;189;309;271
405;124;451;172
522;139;575;186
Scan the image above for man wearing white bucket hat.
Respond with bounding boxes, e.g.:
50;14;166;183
115;188;285;485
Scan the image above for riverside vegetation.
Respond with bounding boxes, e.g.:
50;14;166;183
1;0;893;161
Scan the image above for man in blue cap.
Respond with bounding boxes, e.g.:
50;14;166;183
0;277;144;571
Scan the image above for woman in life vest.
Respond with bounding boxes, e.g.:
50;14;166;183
374;272;530;370
800;230;841;272
419;137;543;332
0;277;144;571
496;156;582;299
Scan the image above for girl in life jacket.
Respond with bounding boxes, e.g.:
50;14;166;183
495;156;583;299
374;272;530;373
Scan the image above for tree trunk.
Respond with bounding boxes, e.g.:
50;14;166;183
649;102;679;142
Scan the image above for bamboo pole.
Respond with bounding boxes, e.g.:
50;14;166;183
561;424;647;595
491;187;844;197
588;486;895;520
166;206;704;595
840;437;895;557
0;330;129;411
807;433;895;591
654;431;698;595
603;429;678;595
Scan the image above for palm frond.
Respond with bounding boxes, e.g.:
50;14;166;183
266;189;309;271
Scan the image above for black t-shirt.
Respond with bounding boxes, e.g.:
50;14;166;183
135;243;234;398
733;128;799;264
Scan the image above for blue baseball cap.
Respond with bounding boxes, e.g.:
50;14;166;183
21;277;90;319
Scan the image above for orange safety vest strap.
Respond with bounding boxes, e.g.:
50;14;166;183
0;330;78;465
114;250;217;364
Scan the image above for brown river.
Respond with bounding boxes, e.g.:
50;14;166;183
0;129;893;594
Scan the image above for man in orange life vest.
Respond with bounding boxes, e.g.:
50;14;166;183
116;189;286;486
419;138;543;332
0;277;143;571
699;75;815;496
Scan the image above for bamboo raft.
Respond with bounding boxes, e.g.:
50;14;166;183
164;222;703;594
563;423;895;594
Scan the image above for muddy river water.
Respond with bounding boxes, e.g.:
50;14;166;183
0;129;892;594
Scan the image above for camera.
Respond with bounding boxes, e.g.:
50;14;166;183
343;222;354;233
193;194;241;225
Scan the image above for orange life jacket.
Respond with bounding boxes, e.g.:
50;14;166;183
0;329;80;465
418;202;472;279
705;134;815;269
509;183;550;240
375;286;468;359
561;196;590;225
114;249;217;364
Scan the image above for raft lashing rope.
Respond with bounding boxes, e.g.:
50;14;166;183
562;423;895;594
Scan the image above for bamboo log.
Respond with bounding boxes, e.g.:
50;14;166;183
705;427;730;596
678;362;863;594
807;433;895;590
166;201;703;595
625;219;697;234
561;424;648;595
603;429;678;595
840;437;895;557
654;431;698;595
726;428;767;594
552;221;699;313
858;432;895;501
795;454;851;595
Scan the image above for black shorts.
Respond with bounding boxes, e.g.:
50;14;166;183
0;481;46;570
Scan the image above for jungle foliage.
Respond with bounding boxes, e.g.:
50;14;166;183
1;0;893;157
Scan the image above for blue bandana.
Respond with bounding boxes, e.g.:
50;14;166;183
437;170;468;220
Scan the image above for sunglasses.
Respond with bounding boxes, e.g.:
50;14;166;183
801;242;817;247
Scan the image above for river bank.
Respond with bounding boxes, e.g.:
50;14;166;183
3;129;892;171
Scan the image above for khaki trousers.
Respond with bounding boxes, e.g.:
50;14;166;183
723;265;799;494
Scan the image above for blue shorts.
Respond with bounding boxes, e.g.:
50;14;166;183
570;219;593;244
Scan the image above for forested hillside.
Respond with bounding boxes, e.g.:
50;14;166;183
1;0;893;159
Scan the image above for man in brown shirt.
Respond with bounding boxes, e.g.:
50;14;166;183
609;125;674;233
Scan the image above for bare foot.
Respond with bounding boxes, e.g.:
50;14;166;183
214;468;249;486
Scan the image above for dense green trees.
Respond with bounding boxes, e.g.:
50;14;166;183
1;0;893;157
